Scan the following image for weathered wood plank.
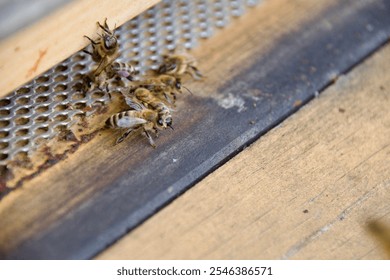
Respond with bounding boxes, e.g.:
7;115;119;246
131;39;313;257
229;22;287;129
98;38;390;260
0;0;160;98
1;0;390;259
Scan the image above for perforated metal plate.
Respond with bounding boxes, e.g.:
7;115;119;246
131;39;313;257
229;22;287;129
0;0;260;171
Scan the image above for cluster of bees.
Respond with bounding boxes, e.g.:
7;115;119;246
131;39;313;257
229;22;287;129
82;19;202;147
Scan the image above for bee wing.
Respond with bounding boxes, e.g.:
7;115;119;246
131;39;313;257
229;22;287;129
117;116;147;128
125;97;145;111
116;70;131;78
158;63;176;74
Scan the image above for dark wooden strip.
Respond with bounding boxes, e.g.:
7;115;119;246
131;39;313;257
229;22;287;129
2;0;390;259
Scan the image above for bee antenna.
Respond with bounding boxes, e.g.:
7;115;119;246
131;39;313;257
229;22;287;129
168;124;174;130
182;85;193;95
84;35;97;44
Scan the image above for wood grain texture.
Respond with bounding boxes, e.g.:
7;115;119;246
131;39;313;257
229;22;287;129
98;39;390;260
1;0;390;259
0;0;160;98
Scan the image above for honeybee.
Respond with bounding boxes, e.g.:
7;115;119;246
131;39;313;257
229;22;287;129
83;18;118;62
135;74;184;104
158;53;203;80
107;61;138;81
130;87;173;129
106;100;166;147
93;61;138;91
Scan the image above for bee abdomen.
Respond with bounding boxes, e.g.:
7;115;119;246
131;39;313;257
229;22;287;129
106;110;133;128
105;114;117;127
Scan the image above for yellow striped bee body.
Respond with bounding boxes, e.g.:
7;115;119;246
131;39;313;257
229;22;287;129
158;54;203;80
131;88;173;129
136;74;183;105
105;100;165;147
106;61;137;81
91;61;138;91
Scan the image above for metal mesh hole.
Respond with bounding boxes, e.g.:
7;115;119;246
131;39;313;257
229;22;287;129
35;126;49;135
54;94;68;102
0;99;11;107
36;86;49;94
72;92;86;100
0;142;8;149
54;84;67;92
0;131;9;138
15;117;29;126
35;106;49;113
73;102;87;110
0;153;8;160
36;76;50;83
16;87;31;94
0;109;11;116
54;75;68;82
15;129;29;136
0;120;10;128
55;65;68;73
35;95;49;103
73;54;87;62
15;108;30;115
34;116;49;123
54;104;68;111
15;97;30;105
73;73;85;81
15;139;29;148
54;114;68;122
73;64;86;71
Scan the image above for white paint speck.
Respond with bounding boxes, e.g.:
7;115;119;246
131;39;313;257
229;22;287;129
366;24;374;32
216;92;246;112
172;158;177;163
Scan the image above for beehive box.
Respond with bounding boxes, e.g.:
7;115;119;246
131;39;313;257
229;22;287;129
1;0;390;259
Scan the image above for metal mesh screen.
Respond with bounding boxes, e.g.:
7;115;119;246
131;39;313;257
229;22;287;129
0;0;260;169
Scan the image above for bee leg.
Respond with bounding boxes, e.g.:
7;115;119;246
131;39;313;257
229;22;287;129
116;128;133;144
93;56;108;77
153;127;159;137
106;85;113;100
84;35;97;45
162;92;173;105
82;49;93;57
144;129;156;148
189;65;203;80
